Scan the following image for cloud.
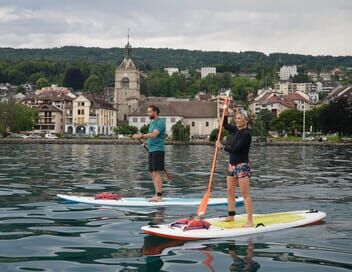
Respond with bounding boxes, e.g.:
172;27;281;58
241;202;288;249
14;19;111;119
0;0;351;55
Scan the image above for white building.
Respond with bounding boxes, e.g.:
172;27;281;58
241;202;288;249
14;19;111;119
279;65;298;81
201;67;216;79
164;67;179;76
315;82;323;92
275;82;314;94
307;71;319;82
129;101;219;138
319;72;332;82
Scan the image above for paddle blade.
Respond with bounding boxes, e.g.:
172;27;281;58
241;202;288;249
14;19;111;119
197;191;211;216
165;171;172;182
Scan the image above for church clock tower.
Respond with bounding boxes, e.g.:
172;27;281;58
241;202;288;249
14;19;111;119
114;35;140;122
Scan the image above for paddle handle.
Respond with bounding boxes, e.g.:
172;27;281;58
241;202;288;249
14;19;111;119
138;138;149;152
197;95;230;216
207;97;229;191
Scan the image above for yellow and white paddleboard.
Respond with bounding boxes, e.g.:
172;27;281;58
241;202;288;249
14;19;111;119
142;210;326;240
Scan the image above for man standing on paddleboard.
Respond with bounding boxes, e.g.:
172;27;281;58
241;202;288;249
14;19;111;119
133;105;166;202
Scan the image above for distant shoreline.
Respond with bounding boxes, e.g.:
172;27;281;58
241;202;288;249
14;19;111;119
0;138;351;146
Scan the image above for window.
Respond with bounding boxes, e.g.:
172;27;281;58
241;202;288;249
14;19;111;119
171;117;176;123
78;109;80;115
122;77;129;88
133;117;138;122
192;121;195;127
205;121;209;127
141;117;145;122
81;109;84;115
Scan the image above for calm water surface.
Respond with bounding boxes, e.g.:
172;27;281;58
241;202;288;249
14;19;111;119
0;144;351;272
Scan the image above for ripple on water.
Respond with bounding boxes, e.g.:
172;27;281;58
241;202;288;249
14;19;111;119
0;144;351;271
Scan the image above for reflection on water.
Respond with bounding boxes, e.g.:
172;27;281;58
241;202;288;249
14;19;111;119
143;237;260;272
0;144;351;271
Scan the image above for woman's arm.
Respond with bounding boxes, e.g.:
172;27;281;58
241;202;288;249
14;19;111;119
223;116;237;133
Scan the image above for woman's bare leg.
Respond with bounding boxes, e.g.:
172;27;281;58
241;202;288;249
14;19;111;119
238;176;253;227
222;176;238;222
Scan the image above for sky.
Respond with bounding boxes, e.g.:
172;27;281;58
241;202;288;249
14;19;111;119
0;0;351;56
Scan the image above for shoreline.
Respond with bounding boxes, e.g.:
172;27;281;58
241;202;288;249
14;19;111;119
0;138;351;146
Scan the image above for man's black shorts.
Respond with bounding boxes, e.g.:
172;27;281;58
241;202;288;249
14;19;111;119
148;151;165;172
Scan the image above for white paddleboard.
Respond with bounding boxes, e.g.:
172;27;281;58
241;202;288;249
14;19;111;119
142;209;326;240
57;194;243;207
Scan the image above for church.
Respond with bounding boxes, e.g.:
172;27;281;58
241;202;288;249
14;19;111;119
114;37;141;124
114;38;227;138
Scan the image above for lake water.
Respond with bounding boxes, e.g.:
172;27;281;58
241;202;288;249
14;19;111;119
0;144;351;272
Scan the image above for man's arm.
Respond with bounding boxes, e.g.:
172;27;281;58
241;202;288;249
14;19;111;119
142;129;160;139
132;129;160;139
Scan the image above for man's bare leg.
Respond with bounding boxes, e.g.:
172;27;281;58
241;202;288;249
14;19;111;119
149;171;163;202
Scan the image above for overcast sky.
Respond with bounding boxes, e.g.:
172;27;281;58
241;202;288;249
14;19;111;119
0;0;351;56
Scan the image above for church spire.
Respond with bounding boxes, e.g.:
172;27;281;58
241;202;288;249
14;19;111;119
125;28;132;59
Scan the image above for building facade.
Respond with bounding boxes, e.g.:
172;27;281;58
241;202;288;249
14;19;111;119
129;101;220;138
249;90;315;117
33;104;64;134
275;82;314;94
114;39;141;123
65;94;117;136
164;67;179;76
201;67;216;79
279;65;298;81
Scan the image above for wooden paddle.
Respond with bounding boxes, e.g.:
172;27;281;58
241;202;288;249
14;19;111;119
137;138;172;182
197;93;230;217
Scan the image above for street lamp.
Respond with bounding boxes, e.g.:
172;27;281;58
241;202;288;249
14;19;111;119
302;102;305;141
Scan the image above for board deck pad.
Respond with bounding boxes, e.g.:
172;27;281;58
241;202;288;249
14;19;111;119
57;194;243;207
142;210;327;240
210;212;304;229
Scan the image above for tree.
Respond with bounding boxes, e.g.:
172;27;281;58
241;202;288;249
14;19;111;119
209;128;229;142
305;105;327;133
83;74;103;93
36;77;50;89
171;121;190;141
231;77;261;105
291;74;311;83
254;109;275;136
63;67;84;91
140;124;149;134
16;85;25;94
319;98;352;136
0;102;38;133
29;72;45;84
7;68;26;85
271;109;303;135
114;125;138;135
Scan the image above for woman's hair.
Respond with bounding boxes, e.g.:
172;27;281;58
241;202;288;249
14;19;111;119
235;109;252;122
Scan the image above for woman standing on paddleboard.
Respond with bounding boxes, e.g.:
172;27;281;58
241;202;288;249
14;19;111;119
217;109;254;226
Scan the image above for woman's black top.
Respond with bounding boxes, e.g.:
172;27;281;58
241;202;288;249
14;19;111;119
223;116;251;164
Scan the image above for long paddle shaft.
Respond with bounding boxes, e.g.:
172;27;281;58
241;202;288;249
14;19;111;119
137;138;172;182
197;95;230;216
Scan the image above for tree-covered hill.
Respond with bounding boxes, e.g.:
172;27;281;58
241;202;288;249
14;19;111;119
1;46;352;71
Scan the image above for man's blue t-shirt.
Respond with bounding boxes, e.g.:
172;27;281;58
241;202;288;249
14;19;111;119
147;118;166;152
